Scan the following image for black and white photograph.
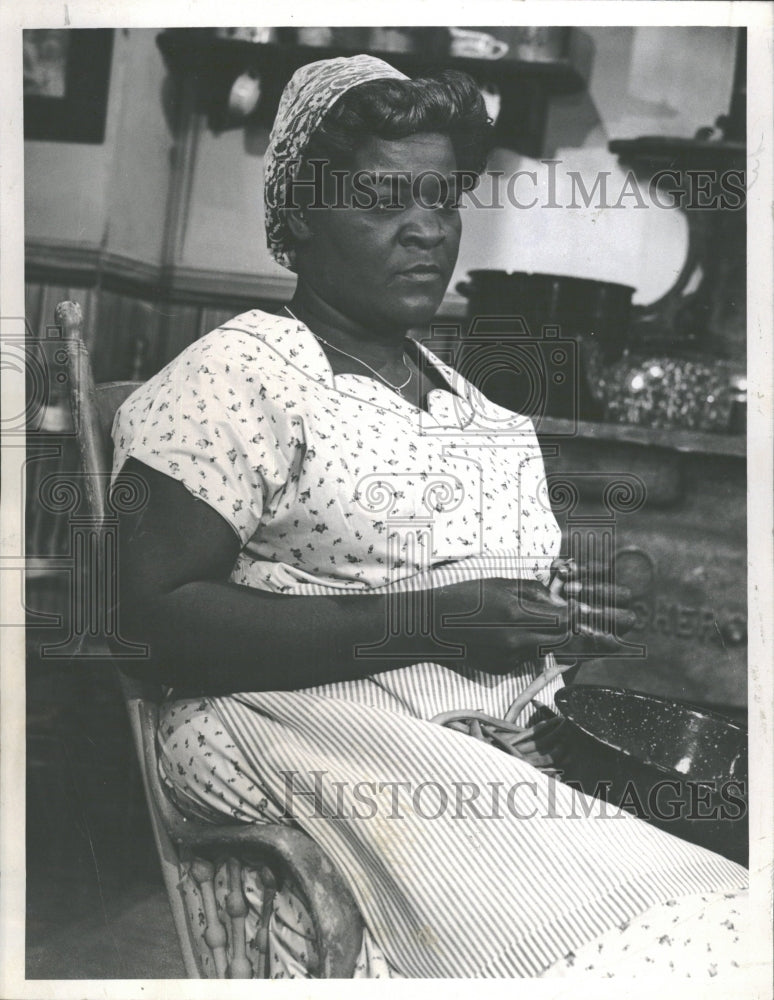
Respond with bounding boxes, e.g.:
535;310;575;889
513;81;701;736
1;1;772;996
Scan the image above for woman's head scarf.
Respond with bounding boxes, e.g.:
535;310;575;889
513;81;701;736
264;54;408;272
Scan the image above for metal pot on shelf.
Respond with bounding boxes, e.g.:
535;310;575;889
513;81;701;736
455;270;636;421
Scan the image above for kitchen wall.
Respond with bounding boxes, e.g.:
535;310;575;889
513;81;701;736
25;28;175;378
25;25;739;374
455;26;737;304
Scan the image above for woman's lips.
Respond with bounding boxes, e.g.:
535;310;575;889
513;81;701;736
397;265;443;282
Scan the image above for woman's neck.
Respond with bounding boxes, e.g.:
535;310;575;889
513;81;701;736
287;282;408;367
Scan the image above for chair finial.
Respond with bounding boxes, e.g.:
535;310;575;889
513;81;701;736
54;300;83;337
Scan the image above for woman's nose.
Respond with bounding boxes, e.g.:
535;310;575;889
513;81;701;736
399;209;446;248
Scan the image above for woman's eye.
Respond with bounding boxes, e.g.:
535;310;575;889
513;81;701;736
427;189;462;211
375;200;402;214
426;198;461;213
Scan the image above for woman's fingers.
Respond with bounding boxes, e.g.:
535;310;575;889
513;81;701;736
506;588;569;628
513;749;557;770
563;581;632;607
489;716;571;770
554;559;612;585
551;563;634;617
512;587;635;635
499;718;568;755
566;598;637;636
558;623;634;657
467;576;636;665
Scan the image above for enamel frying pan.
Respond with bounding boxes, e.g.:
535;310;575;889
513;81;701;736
554;685;748;866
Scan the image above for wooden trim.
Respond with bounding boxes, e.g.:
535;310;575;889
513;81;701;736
161;263;296;306
25;239;159;293
24;237;468;315
24;238;289;305
25;239;102;279
102;250;162;290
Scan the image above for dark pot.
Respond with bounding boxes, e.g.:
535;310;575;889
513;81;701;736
455;270;636;419
555;686;748;866
456;271;635;353
455;270;528;320
526;273;635;352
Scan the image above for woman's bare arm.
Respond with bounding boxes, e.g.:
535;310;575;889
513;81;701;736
114;459;443;693
114;459;634;696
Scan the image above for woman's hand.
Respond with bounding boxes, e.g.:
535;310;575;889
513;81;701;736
435;573;635;673
486;716;570;773
550;555;634;627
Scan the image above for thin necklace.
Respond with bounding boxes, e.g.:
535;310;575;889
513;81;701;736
283;306;412;397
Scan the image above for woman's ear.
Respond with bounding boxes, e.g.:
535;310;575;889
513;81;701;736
284;207;314;244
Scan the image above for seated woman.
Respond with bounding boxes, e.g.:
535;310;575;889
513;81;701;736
112;55;747;978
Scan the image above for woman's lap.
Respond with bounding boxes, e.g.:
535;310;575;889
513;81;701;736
158;695;401;978
157;692;747;978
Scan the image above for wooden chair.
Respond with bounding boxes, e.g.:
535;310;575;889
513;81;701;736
56;300;364;978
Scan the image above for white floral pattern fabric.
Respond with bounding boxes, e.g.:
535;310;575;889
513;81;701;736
112;308;562;598
539;889;749;978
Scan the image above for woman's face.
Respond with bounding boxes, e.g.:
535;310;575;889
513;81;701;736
296;132;462;332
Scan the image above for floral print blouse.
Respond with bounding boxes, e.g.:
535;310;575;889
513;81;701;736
111;309;561;599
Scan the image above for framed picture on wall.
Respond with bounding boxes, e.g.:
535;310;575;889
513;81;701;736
23;28;114;143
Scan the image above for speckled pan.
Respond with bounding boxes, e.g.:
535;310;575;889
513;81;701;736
554;686;747;782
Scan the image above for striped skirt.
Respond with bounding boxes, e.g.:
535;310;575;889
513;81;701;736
157;662;747;978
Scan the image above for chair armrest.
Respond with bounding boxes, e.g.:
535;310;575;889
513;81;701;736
181;823;364;977
132;697;363;978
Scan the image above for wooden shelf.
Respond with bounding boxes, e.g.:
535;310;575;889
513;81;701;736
535;415;745;458
157;30;584;95
156;29;585;155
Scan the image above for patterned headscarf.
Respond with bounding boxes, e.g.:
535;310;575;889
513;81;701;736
264;55;409;271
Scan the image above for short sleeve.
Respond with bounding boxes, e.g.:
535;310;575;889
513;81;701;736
111;333;291;545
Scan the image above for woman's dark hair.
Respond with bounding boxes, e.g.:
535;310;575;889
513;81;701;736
302;71;494;178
